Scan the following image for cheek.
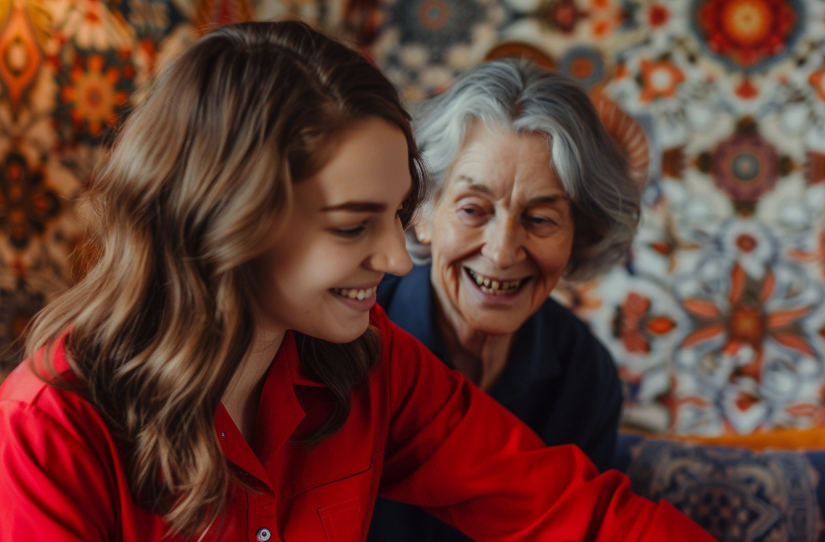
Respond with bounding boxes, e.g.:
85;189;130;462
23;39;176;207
532;235;574;284
263;245;328;302
431;217;479;266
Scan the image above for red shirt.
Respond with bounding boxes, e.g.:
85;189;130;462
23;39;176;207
0;306;715;542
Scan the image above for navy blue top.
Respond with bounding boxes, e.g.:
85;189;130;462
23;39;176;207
367;264;623;542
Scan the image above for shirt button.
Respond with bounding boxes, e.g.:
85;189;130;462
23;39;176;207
256;527;271;541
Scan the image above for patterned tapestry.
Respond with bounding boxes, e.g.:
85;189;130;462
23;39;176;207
2;0;825;437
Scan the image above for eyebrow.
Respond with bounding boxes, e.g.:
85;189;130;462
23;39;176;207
321;201;387;213
457;176;494;196
526;195;568;205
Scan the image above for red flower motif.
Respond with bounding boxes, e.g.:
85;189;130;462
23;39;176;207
540;0;586;33
694;0;799;70
648;4;670;26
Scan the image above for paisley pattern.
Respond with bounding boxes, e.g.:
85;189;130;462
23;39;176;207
618;435;825;541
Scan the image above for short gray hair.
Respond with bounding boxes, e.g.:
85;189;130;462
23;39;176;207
410;58;640;281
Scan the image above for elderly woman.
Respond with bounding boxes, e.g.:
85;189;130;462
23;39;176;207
368;59;640;542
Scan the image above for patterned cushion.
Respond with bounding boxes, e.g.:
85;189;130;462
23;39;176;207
614;434;825;541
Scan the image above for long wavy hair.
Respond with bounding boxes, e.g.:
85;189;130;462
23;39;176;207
25;21;425;538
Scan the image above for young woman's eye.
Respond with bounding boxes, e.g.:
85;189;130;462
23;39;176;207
333;224;367;237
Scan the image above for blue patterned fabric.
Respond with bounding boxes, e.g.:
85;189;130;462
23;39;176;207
614;434;825;541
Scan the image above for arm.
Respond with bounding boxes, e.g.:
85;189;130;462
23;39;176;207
375;309;714;542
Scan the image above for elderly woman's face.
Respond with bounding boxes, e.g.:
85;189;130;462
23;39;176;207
422;121;574;336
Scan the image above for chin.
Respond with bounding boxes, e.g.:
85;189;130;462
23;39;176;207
465;316;523;337
316;320;370;344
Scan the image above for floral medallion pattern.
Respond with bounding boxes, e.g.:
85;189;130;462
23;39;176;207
691;0;802;72
0;0;304;373
357;0;825;435
0;151;60;250
54;51;135;145
2;0;825;437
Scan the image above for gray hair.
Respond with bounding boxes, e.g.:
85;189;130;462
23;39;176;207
410;58;640;281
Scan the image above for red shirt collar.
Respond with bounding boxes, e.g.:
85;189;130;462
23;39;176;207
216;330;328;491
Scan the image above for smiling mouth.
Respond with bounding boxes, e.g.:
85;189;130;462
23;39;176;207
331;286;377;300
465;268;530;296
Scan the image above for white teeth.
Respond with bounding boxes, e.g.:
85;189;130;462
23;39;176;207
491;280;499;289
483;278;490;287
333;286;376;300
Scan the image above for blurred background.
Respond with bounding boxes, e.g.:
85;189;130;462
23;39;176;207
2;0;825;443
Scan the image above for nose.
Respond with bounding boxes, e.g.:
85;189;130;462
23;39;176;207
480;215;526;269
367;219;414;276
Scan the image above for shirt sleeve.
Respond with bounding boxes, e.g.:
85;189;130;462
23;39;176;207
375;309;716;542
0;401;115;542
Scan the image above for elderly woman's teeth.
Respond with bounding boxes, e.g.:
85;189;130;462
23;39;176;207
466;269;522;295
333;286;377;300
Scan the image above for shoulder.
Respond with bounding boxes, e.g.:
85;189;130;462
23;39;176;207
527;297;620;395
0;344;114;458
0;357;121;541
369;303;448;384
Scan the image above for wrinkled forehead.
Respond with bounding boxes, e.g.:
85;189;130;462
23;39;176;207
438;121;563;200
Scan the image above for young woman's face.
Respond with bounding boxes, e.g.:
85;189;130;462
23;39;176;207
422;121;575;336
251;117;413;343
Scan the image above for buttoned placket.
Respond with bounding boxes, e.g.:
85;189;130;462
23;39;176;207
215;331;310;542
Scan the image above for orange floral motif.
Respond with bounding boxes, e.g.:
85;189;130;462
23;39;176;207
57;52;134;142
807;66;825;101
0;1;46;110
681;262;815;383
639;58;685;102
613;291;678;354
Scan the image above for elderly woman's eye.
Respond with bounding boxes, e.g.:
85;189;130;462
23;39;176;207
459;205;483;216
527;214;557;228
457;205;488;225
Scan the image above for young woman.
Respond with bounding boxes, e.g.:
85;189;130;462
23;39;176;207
0;21;716;542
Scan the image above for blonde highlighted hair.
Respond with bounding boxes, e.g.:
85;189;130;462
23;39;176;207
26;21;424;537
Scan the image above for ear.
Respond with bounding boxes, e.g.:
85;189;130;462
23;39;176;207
413;218;432;245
